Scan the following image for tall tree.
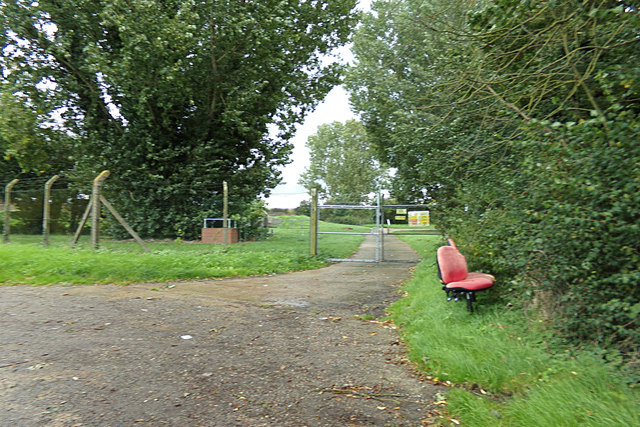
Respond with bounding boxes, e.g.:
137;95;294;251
348;0;640;362
0;91;74;179
346;0;492;205
299;120;388;204
1;0;358;238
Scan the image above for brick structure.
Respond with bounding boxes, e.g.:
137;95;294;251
201;228;239;244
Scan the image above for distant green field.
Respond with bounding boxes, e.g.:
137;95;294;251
0;217;367;286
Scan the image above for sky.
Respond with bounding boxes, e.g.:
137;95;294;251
264;0;371;210
265;85;357;209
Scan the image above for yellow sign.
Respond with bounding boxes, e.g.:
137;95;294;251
396;209;407;215
395;216;406;221
408;211;430;226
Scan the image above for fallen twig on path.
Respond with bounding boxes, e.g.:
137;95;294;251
315;384;404;403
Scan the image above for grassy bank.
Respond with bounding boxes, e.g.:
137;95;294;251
0;218;367;286
391;235;639;426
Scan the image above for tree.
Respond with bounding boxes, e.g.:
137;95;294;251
348;0;640;366
0;95;26;182
299;120;388;204
462;0;640;363
346;0;495;206
1;0;358;238
0;90;75;179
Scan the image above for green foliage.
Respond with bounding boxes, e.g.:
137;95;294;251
1;0;358;239
0;92;47;173
502;114;640;364
349;0;640;370
232;199;268;241
294;200;311;216
390;235;640;426
299;119;389;204
319;207;376;226
347;0;481;205
0;91;75;183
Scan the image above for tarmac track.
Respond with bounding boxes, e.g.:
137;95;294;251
0;235;443;426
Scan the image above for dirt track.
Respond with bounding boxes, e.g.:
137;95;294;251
0;235;442;426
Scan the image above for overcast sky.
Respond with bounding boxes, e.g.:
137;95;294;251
265;0;371;209
265;82;356;209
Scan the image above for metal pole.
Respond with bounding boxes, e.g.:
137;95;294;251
375;191;381;262
42;175;59;247
91;170;110;250
223;181;228;245
380;192;385;261
3;179;19;243
310;189;318;256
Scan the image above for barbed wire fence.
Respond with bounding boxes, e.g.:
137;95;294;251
1;174;315;245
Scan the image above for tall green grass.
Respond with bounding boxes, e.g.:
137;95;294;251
390;235;639;426
0;218;367;286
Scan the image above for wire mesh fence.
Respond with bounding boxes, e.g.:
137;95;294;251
1;176;313;242
1;176;91;236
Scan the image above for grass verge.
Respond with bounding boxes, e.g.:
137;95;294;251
0;218;367;286
390;235;639;426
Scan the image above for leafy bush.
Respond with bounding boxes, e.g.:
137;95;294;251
391;235;640;426
442;109;640;381
319;207;376;226
233;199;269;241
349;0;640;376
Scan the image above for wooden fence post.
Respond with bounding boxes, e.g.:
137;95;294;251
3;179;19;243
42;175;59;247
309;188;318;256
91;170;110;249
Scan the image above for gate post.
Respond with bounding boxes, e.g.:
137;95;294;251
309;189;318;256
376;191;382;262
379;192;386;262
42;175;59;247
223;181;228;245
3;179;19;243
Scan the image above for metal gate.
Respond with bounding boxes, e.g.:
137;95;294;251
309;191;437;263
320;200;382;263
